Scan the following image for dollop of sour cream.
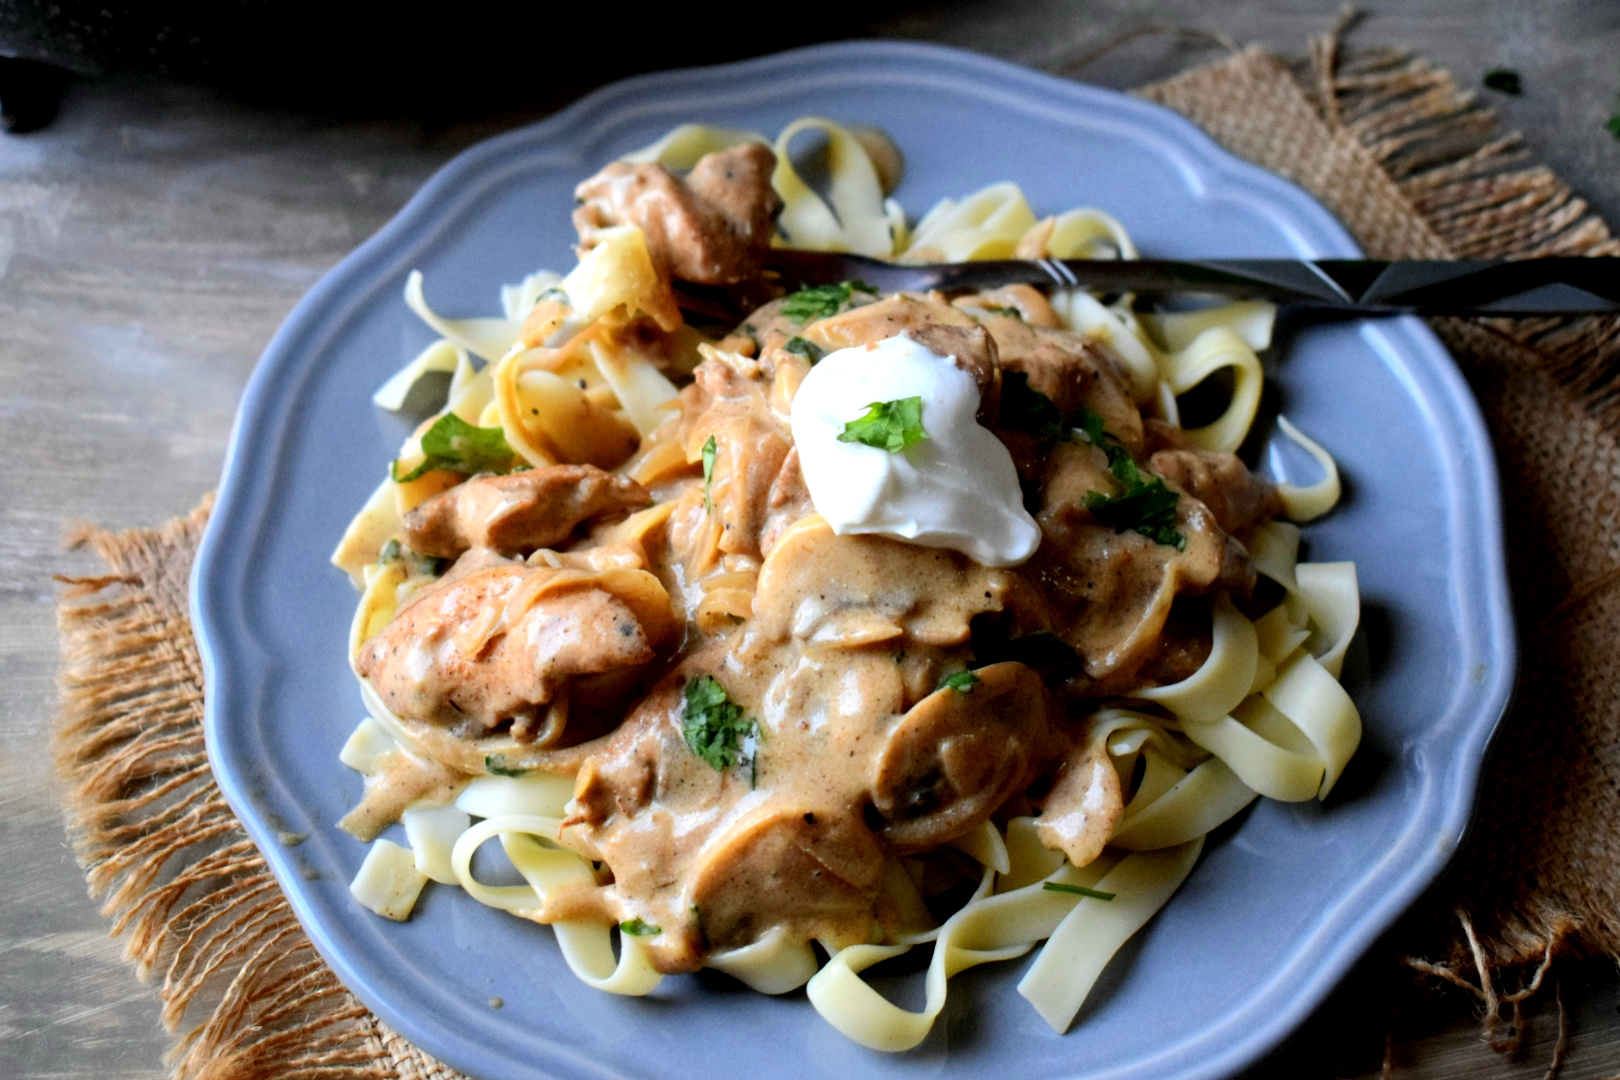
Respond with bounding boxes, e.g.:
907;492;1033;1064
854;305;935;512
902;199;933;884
790;333;1041;567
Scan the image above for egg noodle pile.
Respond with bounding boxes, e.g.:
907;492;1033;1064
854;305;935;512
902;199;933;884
331;119;1359;1050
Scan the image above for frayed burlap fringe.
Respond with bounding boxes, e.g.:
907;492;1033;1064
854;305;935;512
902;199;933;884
52;29;1620;1080
55;498;468;1080
1142;24;1620;1063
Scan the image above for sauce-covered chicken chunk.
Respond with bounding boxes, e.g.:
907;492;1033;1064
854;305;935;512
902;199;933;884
403;464;651;559
573;143;783;286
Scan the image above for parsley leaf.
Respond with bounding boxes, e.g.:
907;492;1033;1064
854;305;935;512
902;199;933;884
701;434;718;513
377;538;400;564
682;674;757;772
1075;408;1185;550
998;371;1067;441
779;280;877;325
1084;482;1185;549
838;396;927;453
784;336;825;363
1483;69;1522;95
939;670;980;694
619;918;661;936
393;412;516;483
1043;882;1116;901
484;753;528;777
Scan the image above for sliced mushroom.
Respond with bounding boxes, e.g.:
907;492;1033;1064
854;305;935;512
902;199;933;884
753;515;1007;648
686;805;886;956
869;661;1047;852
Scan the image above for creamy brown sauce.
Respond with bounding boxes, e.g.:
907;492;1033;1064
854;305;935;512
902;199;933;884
351;147;1288;975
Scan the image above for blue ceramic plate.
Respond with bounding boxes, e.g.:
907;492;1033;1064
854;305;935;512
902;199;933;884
195;41;1514;1080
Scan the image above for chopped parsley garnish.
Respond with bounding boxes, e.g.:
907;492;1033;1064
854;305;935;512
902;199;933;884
393;412;516;483
982;305;1023;318
484;753;528;777
681;674;757;773
783;336;825;363
939;670;980;694
779;280;877;325
999;371;1068;441
838;396;927;453
1043;882;1116;901
701;434;718;513
377;538;400;564
619;918;661;936
1482;69;1522;95
1076;408;1185;550
1084;483;1184;549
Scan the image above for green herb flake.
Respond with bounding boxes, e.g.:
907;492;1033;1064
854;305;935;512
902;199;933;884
377;538;401;564
1043;882;1116;901
779;280;878;325
783;336;826;364
682;674;758;772
619;917;661;936
393;412;515;483
1482;69;1522;95
1609;111;1620;140
1076;408;1185;550
939;670;980;694
701;435;718;513
998;371;1067;441
838;396;927;453
484;753;528;778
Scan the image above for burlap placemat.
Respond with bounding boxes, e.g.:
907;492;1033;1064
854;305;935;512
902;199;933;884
54;31;1620;1080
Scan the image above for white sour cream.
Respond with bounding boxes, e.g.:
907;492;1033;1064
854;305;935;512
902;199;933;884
789;333;1041;567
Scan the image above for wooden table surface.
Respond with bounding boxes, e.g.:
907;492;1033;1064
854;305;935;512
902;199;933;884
5;2;1620;1077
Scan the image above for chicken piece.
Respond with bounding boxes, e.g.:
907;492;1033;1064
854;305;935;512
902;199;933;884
355;562;677;739
1150;448;1283;537
982;315;1142;456
803;294;1000;418
758;446;813;557
573;144;783;286
869;662;1048;852
1030;440;1253;693
667;350;795;566
402;465;651;560
1034;736;1123;869
703;413;791;560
